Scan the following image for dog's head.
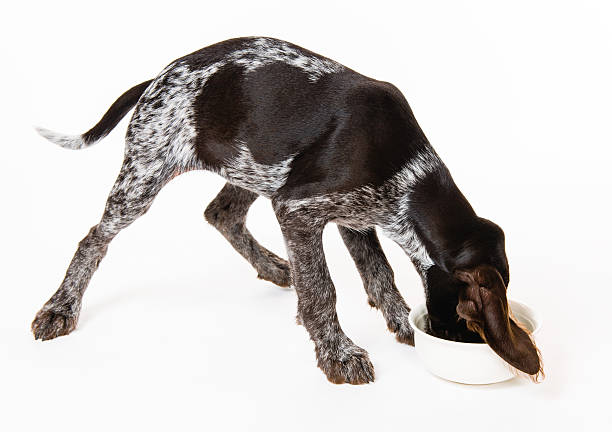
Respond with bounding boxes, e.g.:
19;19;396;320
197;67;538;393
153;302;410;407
454;264;542;378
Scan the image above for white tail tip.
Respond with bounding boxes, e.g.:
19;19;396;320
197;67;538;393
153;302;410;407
35;126;88;150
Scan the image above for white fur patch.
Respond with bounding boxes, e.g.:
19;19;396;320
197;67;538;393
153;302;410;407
35;127;88;150
218;140;295;197
228;37;343;82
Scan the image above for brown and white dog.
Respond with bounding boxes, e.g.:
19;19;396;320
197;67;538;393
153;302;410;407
32;37;542;384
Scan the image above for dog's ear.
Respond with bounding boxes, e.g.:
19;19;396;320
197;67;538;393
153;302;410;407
454;265;542;378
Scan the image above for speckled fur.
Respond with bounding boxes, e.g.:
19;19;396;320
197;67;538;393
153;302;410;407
217;141;296;197
226;37;343;81
32;37;524;384
338;226;414;345
204;183;291;286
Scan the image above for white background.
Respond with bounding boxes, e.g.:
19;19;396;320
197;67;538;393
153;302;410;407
2;1;611;430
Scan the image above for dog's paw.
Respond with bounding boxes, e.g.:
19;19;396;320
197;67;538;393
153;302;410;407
387;314;415;346
316;340;375;385
257;254;292;287
31;307;78;341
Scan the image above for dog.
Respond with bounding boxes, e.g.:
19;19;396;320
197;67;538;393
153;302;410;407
32;37;542;384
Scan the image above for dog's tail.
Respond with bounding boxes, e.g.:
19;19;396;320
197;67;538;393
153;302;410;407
35;80;153;150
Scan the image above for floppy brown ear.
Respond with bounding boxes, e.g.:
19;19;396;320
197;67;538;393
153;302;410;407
455;266;543;378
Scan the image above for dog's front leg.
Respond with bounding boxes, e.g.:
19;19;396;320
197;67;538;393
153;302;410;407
338;226;413;345
275;205;374;384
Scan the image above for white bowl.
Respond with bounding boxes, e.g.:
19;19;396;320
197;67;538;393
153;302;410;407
408;300;541;384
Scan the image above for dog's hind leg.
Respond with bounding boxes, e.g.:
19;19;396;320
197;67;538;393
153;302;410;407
338;226;414;345
31;145;176;340
204;183;291;287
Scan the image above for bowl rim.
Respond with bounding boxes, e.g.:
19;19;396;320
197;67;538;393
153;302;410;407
408;299;542;348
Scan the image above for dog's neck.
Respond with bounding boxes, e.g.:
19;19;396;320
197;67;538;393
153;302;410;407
380;161;481;273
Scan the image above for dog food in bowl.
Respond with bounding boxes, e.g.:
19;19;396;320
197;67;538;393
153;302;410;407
408;300;541;384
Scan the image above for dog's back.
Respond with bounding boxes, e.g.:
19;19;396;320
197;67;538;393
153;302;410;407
128;36;433;200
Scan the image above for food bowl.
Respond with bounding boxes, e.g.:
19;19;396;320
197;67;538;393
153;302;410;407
408;300;541;384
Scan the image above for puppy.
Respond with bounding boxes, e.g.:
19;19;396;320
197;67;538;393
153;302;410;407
32;37;542;384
